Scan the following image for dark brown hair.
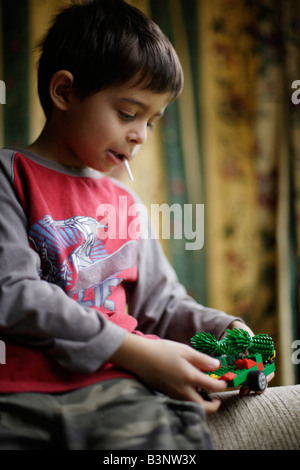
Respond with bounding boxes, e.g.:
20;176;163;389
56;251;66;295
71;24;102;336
37;0;183;119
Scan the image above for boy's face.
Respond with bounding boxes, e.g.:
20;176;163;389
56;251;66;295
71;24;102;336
54;81;171;172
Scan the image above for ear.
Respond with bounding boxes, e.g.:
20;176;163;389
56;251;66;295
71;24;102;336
49;70;74;111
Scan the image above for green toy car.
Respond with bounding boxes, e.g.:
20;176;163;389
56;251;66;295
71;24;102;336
191;328;276;392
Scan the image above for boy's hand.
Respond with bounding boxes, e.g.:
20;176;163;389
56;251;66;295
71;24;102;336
109;334;227;413
228;320;255;338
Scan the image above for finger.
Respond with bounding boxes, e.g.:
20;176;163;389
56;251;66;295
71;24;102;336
267;372;274;383
196;373;227;393
185;387;222;413
202;398;222;414
200;358;221;372
229;321;255;337
239;385;250;396
188;349;221;372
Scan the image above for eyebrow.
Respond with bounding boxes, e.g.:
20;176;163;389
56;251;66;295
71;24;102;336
120;97;165;118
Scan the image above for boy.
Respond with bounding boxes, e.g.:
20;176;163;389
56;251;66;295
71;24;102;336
0;0;257;450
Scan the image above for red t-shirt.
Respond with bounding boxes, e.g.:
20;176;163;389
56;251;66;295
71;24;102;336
1;151;157;392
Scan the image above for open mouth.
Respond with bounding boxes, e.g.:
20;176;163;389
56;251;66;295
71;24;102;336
110;150;125;161
108;150;134;181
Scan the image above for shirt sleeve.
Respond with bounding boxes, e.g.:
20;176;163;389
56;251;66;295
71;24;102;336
0;149;127;373
127;200;244;343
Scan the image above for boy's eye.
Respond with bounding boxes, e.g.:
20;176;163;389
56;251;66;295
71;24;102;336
119;111;135;121
119;110;154;131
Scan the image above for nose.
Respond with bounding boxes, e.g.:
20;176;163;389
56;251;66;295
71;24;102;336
127;122;148;146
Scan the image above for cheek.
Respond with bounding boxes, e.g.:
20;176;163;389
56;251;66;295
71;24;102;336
69;117;107;149
66;98;120;150
82;114;117;144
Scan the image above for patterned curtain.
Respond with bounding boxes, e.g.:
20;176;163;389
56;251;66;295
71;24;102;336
149;0;207;304
1;0;29;147
148;0;300;386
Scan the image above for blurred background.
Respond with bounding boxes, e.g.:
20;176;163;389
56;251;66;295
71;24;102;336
0;0;299;386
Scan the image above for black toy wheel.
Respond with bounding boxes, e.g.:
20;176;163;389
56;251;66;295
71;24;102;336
246;370;267;392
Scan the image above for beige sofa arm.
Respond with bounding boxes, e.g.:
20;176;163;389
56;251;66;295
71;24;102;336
206;385;300;450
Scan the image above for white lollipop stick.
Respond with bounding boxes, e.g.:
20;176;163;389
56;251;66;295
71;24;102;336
124;158;134;182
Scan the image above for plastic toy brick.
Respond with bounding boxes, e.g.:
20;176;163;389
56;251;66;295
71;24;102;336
221;371;237;381
257;361;264;371
191;328;276;392
236;358;257;370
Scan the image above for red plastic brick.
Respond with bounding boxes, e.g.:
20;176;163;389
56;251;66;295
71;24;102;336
221;371;237;381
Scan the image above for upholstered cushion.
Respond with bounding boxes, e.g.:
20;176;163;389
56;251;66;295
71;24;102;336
207;385;300;450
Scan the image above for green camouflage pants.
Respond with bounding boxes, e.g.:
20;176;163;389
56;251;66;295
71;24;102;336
0;378;214;450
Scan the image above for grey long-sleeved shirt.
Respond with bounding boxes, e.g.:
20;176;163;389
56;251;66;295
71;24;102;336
0;148;240;392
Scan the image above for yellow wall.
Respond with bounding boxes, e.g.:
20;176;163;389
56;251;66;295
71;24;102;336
28;0;70;143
